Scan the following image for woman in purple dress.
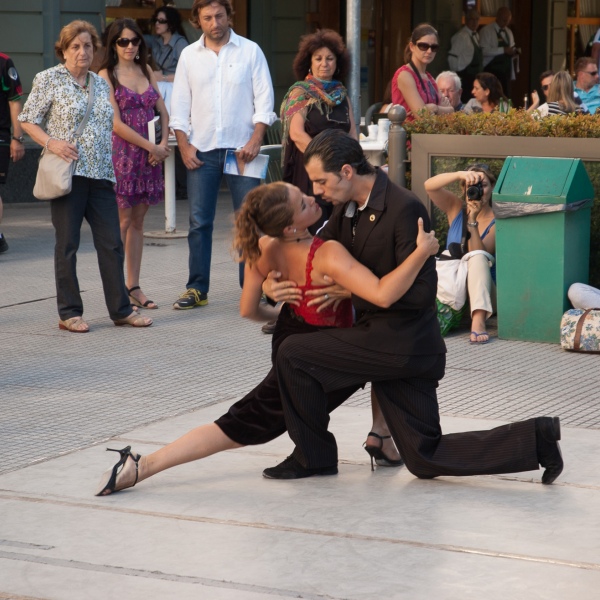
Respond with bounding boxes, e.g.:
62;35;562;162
99;19;170;309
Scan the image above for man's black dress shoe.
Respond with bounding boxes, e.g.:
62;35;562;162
263;455;338;479
535;416;563;485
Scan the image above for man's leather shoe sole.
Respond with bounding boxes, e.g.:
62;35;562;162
262;455;338;479
535;416;563;485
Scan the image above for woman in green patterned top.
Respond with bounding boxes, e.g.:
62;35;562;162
280;29;358;233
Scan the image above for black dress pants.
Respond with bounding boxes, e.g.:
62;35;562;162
276;330;540;478
50;176;130;321
215;304;360;445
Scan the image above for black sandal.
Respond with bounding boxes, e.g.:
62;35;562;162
95;445;141;496
128;286;158;309
363;431;404;471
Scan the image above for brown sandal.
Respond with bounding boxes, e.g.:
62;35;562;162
113;312;153;328
58;316;90;333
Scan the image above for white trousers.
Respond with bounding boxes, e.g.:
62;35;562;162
467;253;496;318
568;283;600;310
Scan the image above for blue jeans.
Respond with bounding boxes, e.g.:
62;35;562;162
50;176;131;321
186;149;260;293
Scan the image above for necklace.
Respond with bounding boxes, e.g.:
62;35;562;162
281;231;312;243
70;70;89;89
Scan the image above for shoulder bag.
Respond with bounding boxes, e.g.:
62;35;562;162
33;77;95;200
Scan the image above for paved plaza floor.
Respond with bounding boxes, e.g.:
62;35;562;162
0;197;599;599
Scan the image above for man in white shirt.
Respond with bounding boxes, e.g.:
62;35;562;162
170;0;276;309
447;10;482;104
479;6;518;97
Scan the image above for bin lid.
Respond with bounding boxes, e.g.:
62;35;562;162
494;156;594;204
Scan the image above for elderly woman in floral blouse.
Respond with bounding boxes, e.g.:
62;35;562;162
20;20;152;332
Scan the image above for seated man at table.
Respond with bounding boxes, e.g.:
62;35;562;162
574;57;600;115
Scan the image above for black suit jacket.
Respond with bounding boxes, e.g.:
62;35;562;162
319;169;446;356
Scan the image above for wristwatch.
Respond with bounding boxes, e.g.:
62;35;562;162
12;135;24;143
467;221;479;228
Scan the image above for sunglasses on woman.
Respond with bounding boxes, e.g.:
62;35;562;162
115;37;142;48
416;42;439;52
153;18;168;24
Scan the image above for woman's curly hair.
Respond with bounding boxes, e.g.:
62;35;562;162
474;72;506;107
233;183;295;265
292;29;350;81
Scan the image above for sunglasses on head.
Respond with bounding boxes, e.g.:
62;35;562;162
416;42;439;52
469;163;490;172
153;18;168;24
115;37;141;48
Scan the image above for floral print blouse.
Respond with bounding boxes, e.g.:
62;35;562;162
19;64;115;182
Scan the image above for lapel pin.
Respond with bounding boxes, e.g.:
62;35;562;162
369;214;375;222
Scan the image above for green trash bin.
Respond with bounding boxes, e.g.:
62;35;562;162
494;156;593;343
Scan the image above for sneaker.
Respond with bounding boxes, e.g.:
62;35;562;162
262;455;338;480
261;319;277;334
173;289;208;310
0;233;8;254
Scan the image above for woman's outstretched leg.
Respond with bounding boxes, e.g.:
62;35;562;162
96;423;242;495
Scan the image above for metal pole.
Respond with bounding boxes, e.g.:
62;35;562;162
387;104;407;189
346;0;361;136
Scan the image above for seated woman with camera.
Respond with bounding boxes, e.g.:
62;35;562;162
424;165;497;343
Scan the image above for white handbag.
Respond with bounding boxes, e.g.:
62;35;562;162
33;78;95;200
436;249;495;311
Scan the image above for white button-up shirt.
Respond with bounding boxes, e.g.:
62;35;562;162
479;22;515;66
448;26;479;73
170;29;276;152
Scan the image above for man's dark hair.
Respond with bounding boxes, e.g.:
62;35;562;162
190;0;233;29
304;130;375;176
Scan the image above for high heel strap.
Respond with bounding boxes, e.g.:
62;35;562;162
107;446;140;486
365;432;392;441
96;445;140;496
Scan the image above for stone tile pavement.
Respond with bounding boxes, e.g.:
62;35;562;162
0;196;599;599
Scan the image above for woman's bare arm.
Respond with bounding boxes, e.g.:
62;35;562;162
315;218;439;307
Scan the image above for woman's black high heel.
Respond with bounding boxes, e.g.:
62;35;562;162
95;445;141;496
363;432;404;471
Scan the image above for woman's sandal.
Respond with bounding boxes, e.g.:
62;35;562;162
113;312;153;327
58;316;89;333
128;285;158;309
95;445;141;496
363;431;404;471
469;331;490;344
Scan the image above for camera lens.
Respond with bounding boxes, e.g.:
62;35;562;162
466;182;483;200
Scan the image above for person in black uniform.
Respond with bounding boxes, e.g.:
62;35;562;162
0;52;25;253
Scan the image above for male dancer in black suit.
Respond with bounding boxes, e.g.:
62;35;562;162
263;129;563;484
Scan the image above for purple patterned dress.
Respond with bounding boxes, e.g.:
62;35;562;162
112;85;164;208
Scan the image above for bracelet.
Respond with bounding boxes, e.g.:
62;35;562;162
467;221;479;228
44;137;55;152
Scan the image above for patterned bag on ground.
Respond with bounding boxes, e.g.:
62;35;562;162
560;308;600;352
436;298;465;336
